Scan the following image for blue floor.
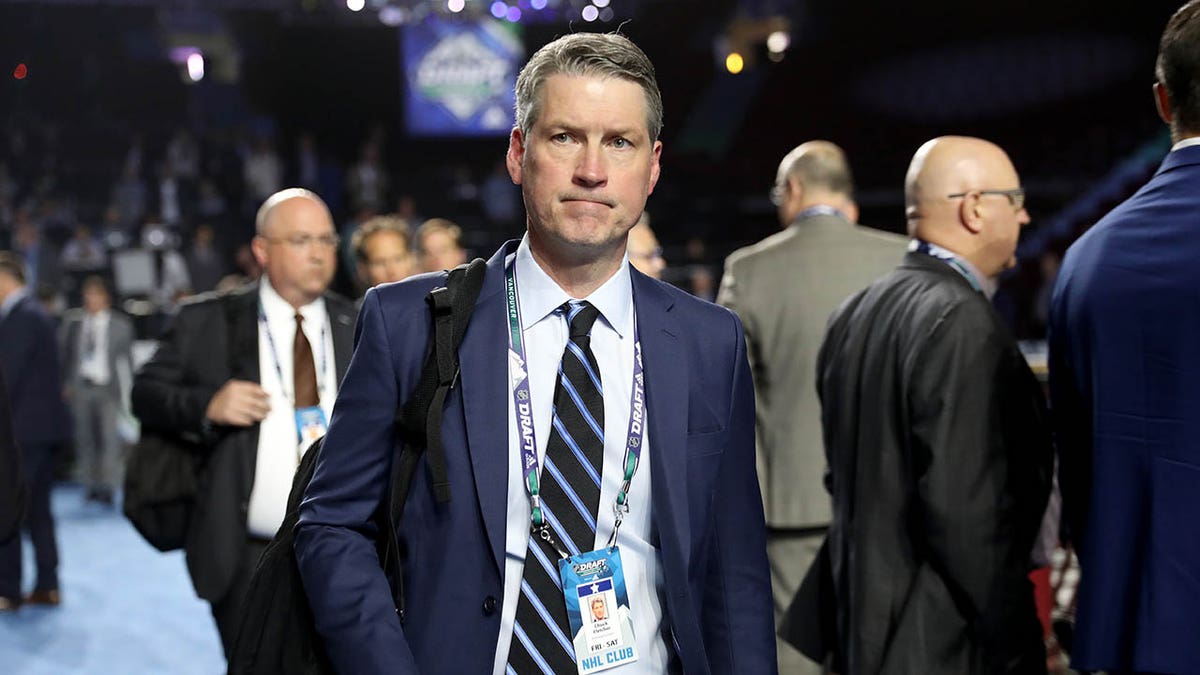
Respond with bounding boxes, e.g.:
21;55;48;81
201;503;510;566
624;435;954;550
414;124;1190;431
0;485;225;674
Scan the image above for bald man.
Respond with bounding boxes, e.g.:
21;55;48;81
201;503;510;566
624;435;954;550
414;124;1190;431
796;137;1052;673
132;188;357;656
719;140;907;674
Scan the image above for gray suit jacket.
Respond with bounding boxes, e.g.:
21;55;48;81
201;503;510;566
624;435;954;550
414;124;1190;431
718;213;908;529
61;309;136;398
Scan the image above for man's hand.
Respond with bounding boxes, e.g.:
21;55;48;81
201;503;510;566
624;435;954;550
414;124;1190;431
205;380;271;427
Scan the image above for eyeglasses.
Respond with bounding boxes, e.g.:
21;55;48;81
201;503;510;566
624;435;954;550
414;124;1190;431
946;188;1025;211
629;246;664;261
264;234;341;250
769;184;786;207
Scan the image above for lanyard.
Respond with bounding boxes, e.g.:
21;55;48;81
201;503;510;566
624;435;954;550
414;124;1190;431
257;300;329;406
911;239;984;293
505;260;646;557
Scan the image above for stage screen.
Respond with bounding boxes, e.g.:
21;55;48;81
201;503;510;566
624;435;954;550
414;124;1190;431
402;18;523;137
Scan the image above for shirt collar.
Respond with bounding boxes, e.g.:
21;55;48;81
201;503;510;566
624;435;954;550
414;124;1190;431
909;239;997;299
1172;136;1200;152
514;234;633;338
0;287;28;319
259;276;326;327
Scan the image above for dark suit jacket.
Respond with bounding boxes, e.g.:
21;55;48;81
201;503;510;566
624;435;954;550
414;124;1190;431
1049;144;1200;673
131;283;355;602
295;241;775;674
0;370;22;544
815;253;1051;675
0;293;71;447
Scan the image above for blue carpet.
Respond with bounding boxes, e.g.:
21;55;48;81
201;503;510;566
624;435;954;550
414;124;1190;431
0;484;225;674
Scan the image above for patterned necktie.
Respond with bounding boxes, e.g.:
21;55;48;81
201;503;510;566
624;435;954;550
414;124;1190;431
293;312;319;408
508;301;605;674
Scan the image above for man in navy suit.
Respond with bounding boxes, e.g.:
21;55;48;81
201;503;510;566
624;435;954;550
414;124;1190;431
0;252;71;610
296;33;775;674
1050;2;1200;672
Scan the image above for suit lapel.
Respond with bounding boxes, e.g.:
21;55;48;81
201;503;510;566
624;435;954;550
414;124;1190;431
458;243;518;573
325;297;356;384
226;286;261;385
632;271;692;590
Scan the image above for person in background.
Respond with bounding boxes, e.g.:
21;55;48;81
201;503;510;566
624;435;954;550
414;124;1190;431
1049;3;1200;672
61;276;135;506
803;137;1050;673
626;213;666;279
718;140;907;674
186;223;229;295
131;188;356;656
0;370;23;550
350;214;415;293
0;252;71;611
415;218;467;273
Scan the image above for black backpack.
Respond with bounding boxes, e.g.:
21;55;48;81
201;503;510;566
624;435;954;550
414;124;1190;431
228;259;487;674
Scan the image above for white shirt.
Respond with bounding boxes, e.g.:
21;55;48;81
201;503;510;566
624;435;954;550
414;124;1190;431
1172;137;1200;152
78;310;111;386
246;278;338;539
492;236;668;674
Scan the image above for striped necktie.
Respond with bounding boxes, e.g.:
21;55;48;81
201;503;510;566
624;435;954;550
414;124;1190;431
507;300;605;674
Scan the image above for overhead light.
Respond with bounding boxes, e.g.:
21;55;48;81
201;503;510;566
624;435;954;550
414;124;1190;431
447;0;465;12
582;4;599;21
725;52;744;74
346;0;365;12
186;52;204;82
766;30;790;54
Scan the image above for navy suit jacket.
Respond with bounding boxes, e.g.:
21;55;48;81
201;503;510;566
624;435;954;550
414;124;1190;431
1050;144;1200;673
0;294;70;447
296;241;775;674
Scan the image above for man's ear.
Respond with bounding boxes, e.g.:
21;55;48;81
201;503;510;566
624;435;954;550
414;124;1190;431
250;235;270;268
960;193;984;234
506;127;526;185
1155;81;1174;127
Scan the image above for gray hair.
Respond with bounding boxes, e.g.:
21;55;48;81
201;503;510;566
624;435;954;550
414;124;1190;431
254;188;330;235
514;32;663;142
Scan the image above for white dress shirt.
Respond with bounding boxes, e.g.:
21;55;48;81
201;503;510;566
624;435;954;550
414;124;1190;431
492;236;668;674
246;278;338;539
78;310;112;386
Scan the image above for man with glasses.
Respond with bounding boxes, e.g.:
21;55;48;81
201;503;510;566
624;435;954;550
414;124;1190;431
626;213;666;279
1050;3;1200;672
793;136;1052;673
132;188;356;656
718;139;906;675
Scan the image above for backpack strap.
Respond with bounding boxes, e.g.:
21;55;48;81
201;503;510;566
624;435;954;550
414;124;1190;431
381;257;487;620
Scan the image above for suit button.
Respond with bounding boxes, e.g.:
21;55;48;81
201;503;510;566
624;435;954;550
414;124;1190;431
482;595;497;615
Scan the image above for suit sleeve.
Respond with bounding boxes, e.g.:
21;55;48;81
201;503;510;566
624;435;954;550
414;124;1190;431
131;303;222;437
1047;280;1091;547
908;303;1048;673
0;369;22;544
701;310;776;673
295;289;418;673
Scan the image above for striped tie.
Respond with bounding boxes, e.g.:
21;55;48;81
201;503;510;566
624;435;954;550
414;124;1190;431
508;301;604;675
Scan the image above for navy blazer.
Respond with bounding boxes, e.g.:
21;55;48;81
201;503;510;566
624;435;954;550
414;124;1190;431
0;294;70;447
1050;144;1200;673
296;241;775;674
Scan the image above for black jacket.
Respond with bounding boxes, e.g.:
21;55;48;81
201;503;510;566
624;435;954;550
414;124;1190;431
0;370;22;544
131;284;355;601
815;253;1051;675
